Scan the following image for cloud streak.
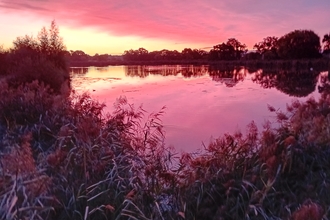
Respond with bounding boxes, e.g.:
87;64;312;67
1;0;330;48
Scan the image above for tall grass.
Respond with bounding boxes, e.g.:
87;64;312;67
0;81;175;219
2;71;330;219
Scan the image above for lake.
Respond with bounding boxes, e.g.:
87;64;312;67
70;65;326;152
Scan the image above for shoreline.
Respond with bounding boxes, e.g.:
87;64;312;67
69;58;330;72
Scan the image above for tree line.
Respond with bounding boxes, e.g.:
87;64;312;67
2;24;330;67
64;50;122;62
44;29;330;64
120;29;330;62
65;29;330;63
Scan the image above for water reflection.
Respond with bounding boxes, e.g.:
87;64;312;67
180;66;207;78
209;67;246;87
95;67;111;73
70;65;326;152
70;66;323;97
124;65;208;78
124;66;320;97
252;70;319;97
70;67;88;75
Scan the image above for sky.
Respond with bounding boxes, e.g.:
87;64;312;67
0;0;329;55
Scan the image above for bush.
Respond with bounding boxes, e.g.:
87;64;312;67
0;21;70;94
6;53;70;93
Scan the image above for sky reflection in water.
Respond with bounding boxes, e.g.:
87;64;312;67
70;65;325;152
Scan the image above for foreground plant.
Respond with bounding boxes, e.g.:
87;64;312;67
0;81;175;219
175;92;330;220
2;76;330;219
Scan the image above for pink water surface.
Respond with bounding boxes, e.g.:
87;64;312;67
71;65;324;152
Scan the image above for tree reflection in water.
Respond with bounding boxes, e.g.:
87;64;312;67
69;65;324;98
124;65;323;97
125;65;208;78
252;70;320;97
208;66;246;87
69;67;88;75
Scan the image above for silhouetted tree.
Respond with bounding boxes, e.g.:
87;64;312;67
63;50;71;58
244;52;262;60
123;49;138;61
154;50;164;60
210;43;235;60
38;27;49;54
181;48;194;60
209;48;219;60
0;45;9;75
254;36;278;53
123;48;150;61
148;50;159;60
123;47;207;62
11;20;64;58
210;38;246;60
169;50;182;60
12;35;39;52
196;49;208;59
94;53;110;61
152;49;181;61
48;20;65;55
226;38;247;59
181;48;204;60
12;20;66;69
323;33;330;53
7;20;69;92
277;30;321;59
137;48;149;60
71;50;89;61
253;36;278;59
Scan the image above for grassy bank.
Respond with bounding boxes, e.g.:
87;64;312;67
2;72;330;219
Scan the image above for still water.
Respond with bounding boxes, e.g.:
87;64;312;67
70;65;326;152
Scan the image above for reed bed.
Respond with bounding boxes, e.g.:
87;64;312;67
1;75;330;219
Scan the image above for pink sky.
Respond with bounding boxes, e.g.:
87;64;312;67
0;0;329;55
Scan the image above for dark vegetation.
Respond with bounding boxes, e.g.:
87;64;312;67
67;29;330;67
1;23;330;219
277;30;321;59
0;21;69;94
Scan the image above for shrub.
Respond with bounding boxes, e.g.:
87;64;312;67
1;21;69;94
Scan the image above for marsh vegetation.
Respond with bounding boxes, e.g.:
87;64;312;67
1;22;330;219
